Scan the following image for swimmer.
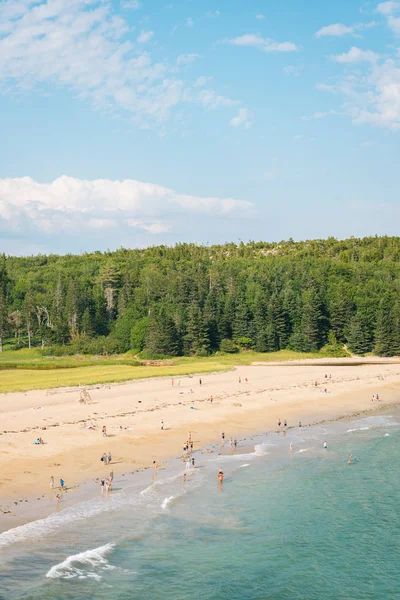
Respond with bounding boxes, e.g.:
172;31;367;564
218;470;224;483
289;442;293;451
153;460;159;472
323;441;328;449
183;473;187;483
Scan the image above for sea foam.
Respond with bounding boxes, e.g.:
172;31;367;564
46;543;115;580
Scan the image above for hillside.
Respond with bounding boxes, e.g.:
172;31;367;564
0;236;399;357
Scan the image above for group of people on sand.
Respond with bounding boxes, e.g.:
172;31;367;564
34;437;45;445
101;452;112;465
100;473;113;492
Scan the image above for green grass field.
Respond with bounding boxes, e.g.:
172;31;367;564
0;348;332;393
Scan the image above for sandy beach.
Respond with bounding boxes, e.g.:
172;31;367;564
1;358;400;530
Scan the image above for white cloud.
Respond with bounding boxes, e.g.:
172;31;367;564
127;219;170;233
0;0;239;128
283;65;303;76
256;14;265;20
315;22;376;38
230;108;253;128
225;34;299;53
198;90;238;109
122;0;141;9
376;1;400;15
319;45;400;129
137;30;154;44
0;175;255;237
302;110;340;120
176;53;200;66
316;23;355;37
194;75;212;87
186;17;194;27
206;10;220;18
388;15;400;33
331;47;379;63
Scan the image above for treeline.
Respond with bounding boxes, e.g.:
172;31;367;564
0;236;400;357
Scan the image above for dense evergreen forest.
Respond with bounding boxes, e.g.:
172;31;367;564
0;236;399;357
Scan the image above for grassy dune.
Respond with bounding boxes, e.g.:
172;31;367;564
0;349;325;393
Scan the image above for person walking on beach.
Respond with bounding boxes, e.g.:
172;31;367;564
161;420;164;430
278;418;281;431
107;451;112;464
284;419;287;429
186;456;192;471
238;376;241;384
234;439;238;449
59;478;65;490
210;395;213;403
50;476;54;489
221;432;225;446
199;378;202;386
110;470;114;482
191;457;195;468
102;425;107;437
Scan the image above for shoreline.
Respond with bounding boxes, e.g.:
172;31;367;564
0;400;398;536
1;359;400;533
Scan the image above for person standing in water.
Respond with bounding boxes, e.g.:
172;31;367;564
323;441;328;449
50;476;54;489
298;421;302;433
218;470;224;483
289;442;293;451
221;432;225;445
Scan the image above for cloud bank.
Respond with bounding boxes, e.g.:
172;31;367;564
0;176;254;241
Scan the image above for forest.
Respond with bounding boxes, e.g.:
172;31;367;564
0;236;399;357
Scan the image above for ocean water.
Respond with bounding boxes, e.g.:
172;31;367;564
1;411;400;600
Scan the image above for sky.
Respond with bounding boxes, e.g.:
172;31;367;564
1;0;400;255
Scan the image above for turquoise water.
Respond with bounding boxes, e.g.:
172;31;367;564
1;411;400;599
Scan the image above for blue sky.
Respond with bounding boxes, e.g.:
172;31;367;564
1;0;400;255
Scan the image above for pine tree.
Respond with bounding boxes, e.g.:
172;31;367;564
184;302;210;355
374;293;396;356
203;288;220;351
93;286;109;336
271;294;288;349
346;315;370;355
300;288;322;352
233;295;251;341
81;307;95;337
0;255;8;352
